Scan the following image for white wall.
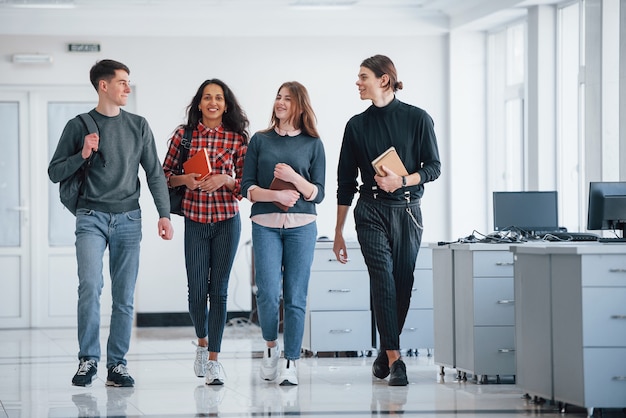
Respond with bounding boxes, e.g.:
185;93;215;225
1;33;458;315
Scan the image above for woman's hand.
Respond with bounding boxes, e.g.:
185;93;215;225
197;173;234;193
275;189;300;209
273;163;298;183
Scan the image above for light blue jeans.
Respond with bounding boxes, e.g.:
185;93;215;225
75;208;142;369
252;221;317;360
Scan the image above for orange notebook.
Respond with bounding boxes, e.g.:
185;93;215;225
183;148;212;180
371;146;408;176
269;177;297;211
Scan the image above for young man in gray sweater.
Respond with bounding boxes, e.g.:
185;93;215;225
48;59;174;387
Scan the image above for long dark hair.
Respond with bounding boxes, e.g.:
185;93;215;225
184;79;250;141
361;55;403;92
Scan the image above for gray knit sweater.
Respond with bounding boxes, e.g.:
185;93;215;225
48;109;170;218
241;129;326;216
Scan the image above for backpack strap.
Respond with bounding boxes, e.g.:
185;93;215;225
78;113;99;135
76;113;100;196
177;128;193;173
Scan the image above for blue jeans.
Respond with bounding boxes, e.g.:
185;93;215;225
75;208;142;368
252;221;317;360
185;214;241;353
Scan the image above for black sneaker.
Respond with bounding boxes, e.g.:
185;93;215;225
72;359;98;387
388;359;408;386
106;364;135;387
372;350;390;379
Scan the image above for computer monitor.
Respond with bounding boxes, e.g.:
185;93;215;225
587;181;626;238
493;191;559;233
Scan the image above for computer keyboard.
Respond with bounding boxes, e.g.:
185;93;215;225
598;238;626;243
541;232;599;242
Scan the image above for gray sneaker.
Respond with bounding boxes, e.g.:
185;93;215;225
205;360;225;385
72;359;98;387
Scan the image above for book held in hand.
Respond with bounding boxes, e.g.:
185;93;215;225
269;177;297;211
183;148;212;180
371;146;408;177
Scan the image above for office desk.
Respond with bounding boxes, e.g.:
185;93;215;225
511;243;626;416
432;243;516;382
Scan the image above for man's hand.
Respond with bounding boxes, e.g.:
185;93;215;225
374;165;402;193
158;217;174;240
82;133;99;159
333;233;349;264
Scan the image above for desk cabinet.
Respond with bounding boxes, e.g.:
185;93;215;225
452;244;516;381
401;246;434;353
512;248;553;401
302;242;372;354
551;252;626;413
432;244;455;371
304;241;434;355
512;244;626;416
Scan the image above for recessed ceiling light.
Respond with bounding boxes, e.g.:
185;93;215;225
290;0;357;10
12;54;54;64
3;0;76;9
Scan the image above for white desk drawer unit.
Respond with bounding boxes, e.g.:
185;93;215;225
452;244;516;382
551;252;626;415
401;246;434;353
302;241;372;354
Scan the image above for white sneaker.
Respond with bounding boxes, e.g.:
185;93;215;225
205;360;226;385
278;360;298;386
260;342;281;381
193;342;208;378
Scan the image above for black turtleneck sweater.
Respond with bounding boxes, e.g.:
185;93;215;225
337;97;441;206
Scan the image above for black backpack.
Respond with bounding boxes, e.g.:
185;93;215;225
59;113;99;215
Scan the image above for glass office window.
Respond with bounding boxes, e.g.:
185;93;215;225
556;1;582;231
488;21;526;192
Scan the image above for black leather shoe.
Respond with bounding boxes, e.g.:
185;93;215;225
372;350;390;379
388;359;408;386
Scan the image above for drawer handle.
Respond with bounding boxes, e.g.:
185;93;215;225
612;376;626;381
498;348;516;353
328;289;351;293
329;329;352;334
403;327;417;332
608;268;626;273
495;262;514;266
497;300;515;305
610;315;626;319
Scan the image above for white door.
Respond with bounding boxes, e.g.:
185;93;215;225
0;91;30;328
0;86;137;328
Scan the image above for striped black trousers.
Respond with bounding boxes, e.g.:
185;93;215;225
354;196;423;351
184;213;241;353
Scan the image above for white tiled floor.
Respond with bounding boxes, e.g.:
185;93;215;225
0;322;619;417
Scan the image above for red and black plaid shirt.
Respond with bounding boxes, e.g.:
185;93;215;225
163;122;247;223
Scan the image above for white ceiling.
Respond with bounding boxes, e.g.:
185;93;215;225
0;0;561;38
